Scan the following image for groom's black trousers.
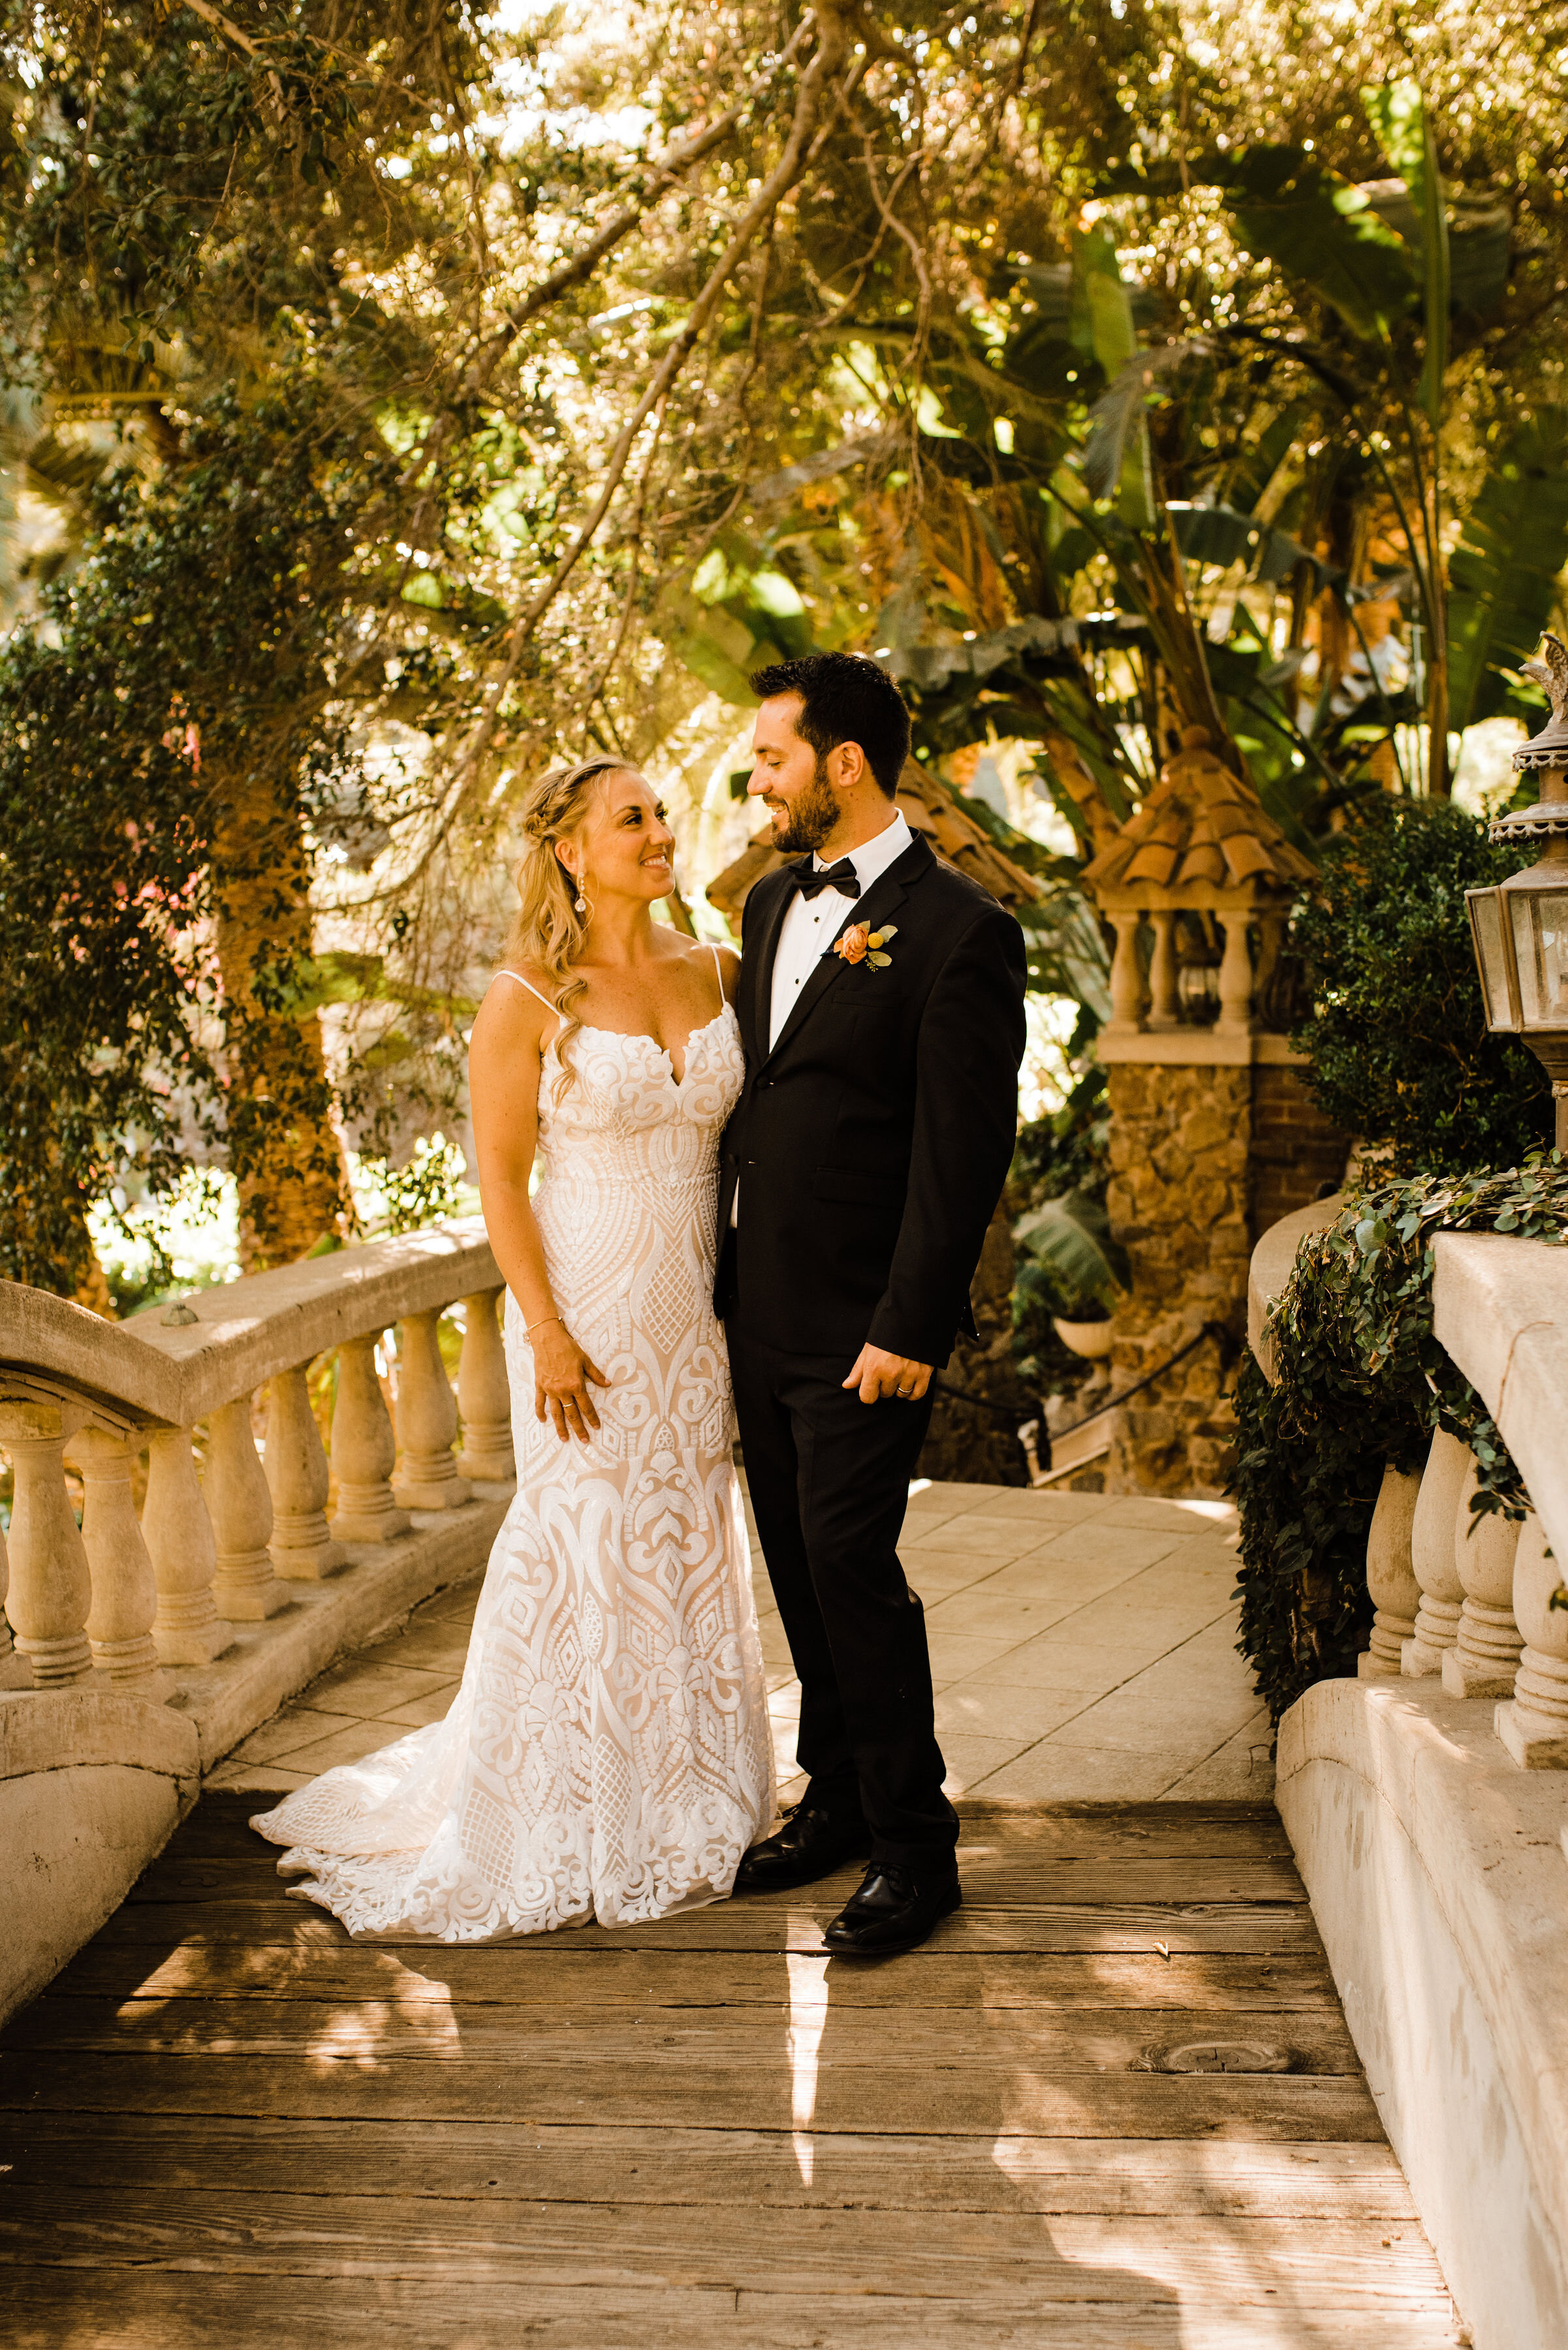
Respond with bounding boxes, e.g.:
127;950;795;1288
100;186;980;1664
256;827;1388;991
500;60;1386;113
726;1319;960;1875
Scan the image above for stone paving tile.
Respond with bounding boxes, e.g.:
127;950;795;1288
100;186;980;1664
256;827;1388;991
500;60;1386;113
280;1719;404;1774
971;1740;1185;1803
1165;1710;1276;1801
1094;1496;1240;1535
307;1661;456;1718
211;1477;1274;1817
230;1708;365;1764
375;1684;462;1729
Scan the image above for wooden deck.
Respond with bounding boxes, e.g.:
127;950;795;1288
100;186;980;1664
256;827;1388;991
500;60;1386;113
0;1793;1459;2347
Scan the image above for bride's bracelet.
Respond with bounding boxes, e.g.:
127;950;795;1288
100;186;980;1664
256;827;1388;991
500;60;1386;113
525;1311;564;1337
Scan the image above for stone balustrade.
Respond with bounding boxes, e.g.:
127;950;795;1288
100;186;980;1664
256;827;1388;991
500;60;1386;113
0;1217;513;1706
0;1217;517;2021
1249;1202;1568;2350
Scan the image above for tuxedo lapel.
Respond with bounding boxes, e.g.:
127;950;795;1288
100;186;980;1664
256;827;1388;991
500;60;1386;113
742;868;797;1065
761;834;932;1069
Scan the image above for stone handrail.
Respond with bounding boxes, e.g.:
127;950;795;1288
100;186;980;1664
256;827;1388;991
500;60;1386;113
0;1215;514;1700
1247;1204;1568;1763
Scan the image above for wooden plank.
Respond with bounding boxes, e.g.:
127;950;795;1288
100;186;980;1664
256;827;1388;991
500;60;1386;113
0;2270;1464;2350
178;1792;1293;1862
0;2049;1387;2136
0;2188;1455;2309
121;1854;1308;1908
44;1941;1341;2013
0;2116;1420;2219
80;1898;1328;1955
3;1995;1362;2076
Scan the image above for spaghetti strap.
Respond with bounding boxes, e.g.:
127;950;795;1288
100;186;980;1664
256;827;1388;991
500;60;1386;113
495;968;562;1030
708;940;727;1005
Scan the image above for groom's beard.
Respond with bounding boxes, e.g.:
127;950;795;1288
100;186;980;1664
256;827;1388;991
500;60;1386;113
768;755;839;855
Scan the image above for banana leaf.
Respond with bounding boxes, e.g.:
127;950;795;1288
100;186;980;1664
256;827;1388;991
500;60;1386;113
1014;1189;1129;1311
1447;409;1568;730
1214;145;1417;342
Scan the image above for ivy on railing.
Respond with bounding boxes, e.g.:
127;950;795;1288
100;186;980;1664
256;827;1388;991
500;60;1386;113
1231;1157;1568;1725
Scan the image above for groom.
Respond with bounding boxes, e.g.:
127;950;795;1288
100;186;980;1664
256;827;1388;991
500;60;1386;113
715;651;1026;1955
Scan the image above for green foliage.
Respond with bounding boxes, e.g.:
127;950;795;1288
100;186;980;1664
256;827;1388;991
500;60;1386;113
1291;799;1552;1177
1009;1062;1114;1383
1446;411;1568;730
1233;1163;1564;1723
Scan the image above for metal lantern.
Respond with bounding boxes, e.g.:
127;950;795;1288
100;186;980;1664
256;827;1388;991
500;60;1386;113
1466;640;1568;1148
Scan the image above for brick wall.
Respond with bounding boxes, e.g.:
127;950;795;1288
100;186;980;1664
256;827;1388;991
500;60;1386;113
1249;1062;1351;1242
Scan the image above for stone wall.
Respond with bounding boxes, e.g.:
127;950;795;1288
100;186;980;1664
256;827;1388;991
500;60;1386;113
1105;1063;1251;1498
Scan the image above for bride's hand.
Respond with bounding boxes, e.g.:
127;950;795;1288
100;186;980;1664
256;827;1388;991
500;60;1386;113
531;1321;610;1442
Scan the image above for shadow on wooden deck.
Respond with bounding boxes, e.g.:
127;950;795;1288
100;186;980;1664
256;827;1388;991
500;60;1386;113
0;1796;1458;2347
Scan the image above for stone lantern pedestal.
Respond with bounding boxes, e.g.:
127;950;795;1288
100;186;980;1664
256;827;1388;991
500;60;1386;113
1082;728;1339;1497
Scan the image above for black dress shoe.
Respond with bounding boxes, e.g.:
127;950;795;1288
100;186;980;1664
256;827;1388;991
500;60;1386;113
733;1803;871;1895
823;1862;962;1956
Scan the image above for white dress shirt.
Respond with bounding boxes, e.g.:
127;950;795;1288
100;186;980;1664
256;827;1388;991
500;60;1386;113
766;807;912;1050
732;807;911;1227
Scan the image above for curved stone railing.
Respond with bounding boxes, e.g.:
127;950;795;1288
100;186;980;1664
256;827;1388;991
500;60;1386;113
0;1216;511;1697
1246;1200;1568;1760
0;1217;516;2018
1248;1201;1568;2350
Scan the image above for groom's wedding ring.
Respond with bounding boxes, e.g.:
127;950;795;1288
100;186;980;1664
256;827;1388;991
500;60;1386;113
897;1386;913;1398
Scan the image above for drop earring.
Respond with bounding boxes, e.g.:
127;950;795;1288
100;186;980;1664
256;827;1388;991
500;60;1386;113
574;884;587;914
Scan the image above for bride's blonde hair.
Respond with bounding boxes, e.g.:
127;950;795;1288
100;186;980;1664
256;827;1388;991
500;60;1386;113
504;753;632;1095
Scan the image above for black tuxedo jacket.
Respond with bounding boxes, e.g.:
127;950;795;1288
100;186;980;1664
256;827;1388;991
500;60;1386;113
716;832;1027;1368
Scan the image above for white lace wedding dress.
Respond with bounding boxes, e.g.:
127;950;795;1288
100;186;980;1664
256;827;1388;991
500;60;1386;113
251;977;775;1940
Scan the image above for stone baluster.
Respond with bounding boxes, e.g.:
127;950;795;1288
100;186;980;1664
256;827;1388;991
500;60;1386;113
204;1397;287;1620
0;1396;93;1684
1358;1462;1421;1679
265;1365;348;1580
1214;910;1255;1035
142;1427;233;1666
1442;1455;1524;1700
1402;1428;1469;1676
330;1336;411;1544
458;1291;516;1483
1146;911;1180;1030
392;1311;473;1511
1104;913;1147;1033
0;1512;10;1659
68;1426;163;1693
1496;1513;1568;1767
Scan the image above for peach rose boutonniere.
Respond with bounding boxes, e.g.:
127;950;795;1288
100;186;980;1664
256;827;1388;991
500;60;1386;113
832;921;897;971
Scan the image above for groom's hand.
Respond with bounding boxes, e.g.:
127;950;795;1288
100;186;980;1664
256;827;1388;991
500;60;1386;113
843;1344;933;1406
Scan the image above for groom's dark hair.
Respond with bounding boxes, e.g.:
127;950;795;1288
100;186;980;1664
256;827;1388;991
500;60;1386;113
748;650;912;797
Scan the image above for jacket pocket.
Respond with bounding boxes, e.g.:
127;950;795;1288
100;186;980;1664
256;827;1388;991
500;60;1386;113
813;1166;900;1205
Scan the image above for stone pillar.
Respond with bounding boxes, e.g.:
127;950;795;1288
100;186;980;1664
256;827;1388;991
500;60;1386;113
1105;1062;1250;1497
142;1428;233;1667
0;1514;10;1659
1496;1513;1568;1766
1104;913;1147;1033
392;1311;473;1511
330;1336;411;1544
266;1366;348;1580
1442;1456;1524;1700
1146;911;1179;1029
457;1291;516;1484
1215;911;1255;1033
0;1397;93;1685
1402;1429;1468;1676
205;1397;288;1621
1358;1462;1421;1679
70;1426;163;1693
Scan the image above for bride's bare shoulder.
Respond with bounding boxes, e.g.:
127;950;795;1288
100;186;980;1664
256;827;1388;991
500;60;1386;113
470;964;557;1060
655;924;740;998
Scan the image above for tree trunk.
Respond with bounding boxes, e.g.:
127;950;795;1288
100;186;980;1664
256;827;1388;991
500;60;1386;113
212;779;346;1272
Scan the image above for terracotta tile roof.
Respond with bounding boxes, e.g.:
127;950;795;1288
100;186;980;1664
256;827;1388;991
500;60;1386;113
705;762;1041;921
1082;726;1315;897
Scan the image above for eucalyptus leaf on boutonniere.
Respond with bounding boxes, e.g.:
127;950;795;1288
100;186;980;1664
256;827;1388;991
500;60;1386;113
832;922;897;971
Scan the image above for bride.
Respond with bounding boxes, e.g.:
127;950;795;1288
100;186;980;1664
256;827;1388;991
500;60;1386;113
251;754;775;1939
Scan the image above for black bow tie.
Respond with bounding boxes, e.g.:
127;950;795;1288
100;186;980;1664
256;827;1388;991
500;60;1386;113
792;858;860;901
